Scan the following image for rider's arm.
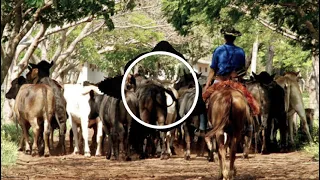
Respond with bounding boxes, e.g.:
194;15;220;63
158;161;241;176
204;68;215;91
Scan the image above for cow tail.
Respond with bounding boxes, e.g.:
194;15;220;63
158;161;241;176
43;87;50;128
162;87;178;106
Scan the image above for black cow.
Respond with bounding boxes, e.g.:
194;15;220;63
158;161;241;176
27;60;68;154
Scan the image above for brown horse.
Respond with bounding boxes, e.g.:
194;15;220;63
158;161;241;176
204;81;254;180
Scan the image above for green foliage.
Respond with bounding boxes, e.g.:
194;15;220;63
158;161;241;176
2;0;116;37
86;11;165;76
135;55;181;79
161;0;319;53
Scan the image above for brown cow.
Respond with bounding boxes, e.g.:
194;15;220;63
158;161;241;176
5;76;55;157
204;81;253;179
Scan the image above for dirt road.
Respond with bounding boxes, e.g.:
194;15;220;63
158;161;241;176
1;149;318;180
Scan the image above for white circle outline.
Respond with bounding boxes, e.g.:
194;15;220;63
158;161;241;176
121;51;199;130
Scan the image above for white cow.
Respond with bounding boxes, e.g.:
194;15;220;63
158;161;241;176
63;84;103;157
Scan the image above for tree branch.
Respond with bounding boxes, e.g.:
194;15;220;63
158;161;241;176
39;16;93;42
51;30;67;62
17;23;49;77
114;24;169;29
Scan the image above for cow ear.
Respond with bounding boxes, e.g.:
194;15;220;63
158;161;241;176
252;72;258;80
29;63;36;69
49;61;54;68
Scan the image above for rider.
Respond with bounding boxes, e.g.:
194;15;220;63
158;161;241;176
204;27;246;91
203;27;254;145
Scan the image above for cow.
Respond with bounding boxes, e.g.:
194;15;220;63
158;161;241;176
275;72;313;147
63;84;104;157
203;81;254;180
172;72;209;160
27;60;68;154
5;76;55;157
248;72;287;153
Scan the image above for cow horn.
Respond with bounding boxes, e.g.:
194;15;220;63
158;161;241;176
174;77;181;84
82;85;103;95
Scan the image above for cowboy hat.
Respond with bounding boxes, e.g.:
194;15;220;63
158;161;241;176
220;27;242;37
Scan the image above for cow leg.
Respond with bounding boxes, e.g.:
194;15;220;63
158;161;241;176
95;118;103;157
118;123;126;161
183;124;191;160
166;131;172;157
43;119;51;157
295;107;313;144
243;130;252;159
58;122;66;155
71;121;80;155
81;119;91;157
31;119;40;156
50;128;54;150
287;112;295;148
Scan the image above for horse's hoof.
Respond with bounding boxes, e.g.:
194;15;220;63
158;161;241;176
184;155;191;160
126;156;132;161
73;150;80;155
95;153;102;157
84;152;91;157
44;152;50;157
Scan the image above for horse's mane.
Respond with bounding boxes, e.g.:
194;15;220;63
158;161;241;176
97;75;124;99
203;80;260;116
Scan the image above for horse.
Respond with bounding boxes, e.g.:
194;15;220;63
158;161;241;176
203;81;254;180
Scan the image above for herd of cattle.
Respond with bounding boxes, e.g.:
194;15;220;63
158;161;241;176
5;58;315;179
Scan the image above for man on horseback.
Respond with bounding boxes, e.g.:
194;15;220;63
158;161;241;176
204;27;246;90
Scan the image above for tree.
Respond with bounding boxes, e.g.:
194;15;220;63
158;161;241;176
1;0;116;85
161;0;319;108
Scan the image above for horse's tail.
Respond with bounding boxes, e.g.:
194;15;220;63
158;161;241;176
206;91;233;142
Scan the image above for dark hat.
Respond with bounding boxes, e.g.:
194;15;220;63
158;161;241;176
220;27;242;37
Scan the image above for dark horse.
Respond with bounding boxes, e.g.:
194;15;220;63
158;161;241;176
203;81;254;179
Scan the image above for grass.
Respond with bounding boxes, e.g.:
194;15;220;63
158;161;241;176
1;128;19;166
1;94;19;166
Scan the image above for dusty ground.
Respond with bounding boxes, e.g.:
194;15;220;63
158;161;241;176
1;130;319;180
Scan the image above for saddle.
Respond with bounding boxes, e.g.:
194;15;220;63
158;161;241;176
202;80;260;116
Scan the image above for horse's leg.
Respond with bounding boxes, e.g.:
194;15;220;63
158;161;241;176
229;137;238;179
217;131;227;180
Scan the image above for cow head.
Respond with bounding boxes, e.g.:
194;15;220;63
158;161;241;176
174;72;201;90
5;76;27;99
284;71;300;82
252;71;275;85
27;60;54;82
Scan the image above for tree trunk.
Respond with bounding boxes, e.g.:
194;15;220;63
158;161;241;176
266;44;274;74
250;35;259;75
311;53;319;118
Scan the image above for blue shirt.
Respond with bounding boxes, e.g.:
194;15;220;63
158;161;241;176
210;42;245;76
